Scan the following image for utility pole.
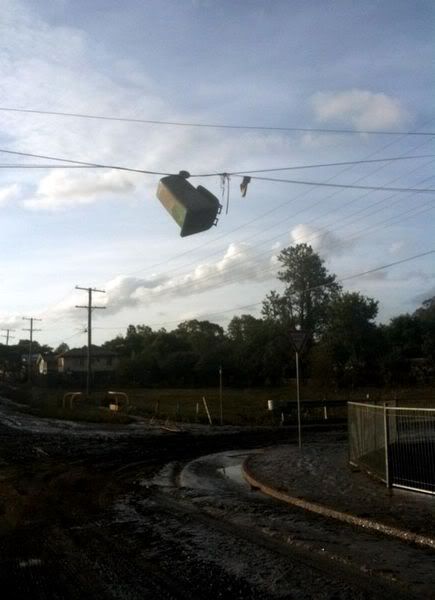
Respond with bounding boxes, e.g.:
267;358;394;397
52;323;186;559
295;350;301;449
75;286;106;397
1;329;15;346
219;365;223;425
22;317;42;382
289;329;307;450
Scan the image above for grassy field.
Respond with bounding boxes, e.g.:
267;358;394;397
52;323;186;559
16;383;435;426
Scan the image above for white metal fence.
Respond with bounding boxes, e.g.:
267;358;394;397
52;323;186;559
348;401;435;495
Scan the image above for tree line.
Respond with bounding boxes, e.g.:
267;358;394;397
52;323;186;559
101;244;435;389
1;244;434;389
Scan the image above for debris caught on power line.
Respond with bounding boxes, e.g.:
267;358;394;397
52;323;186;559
157;172;222;237
240;176;251;197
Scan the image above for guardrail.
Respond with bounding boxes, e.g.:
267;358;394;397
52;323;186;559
62;391;83;409
107;390;129;411
348;401;435;495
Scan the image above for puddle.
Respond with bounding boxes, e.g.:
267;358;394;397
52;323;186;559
217;463;248;487
180;450;257;492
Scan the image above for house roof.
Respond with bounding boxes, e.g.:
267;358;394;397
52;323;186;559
59;345;118;358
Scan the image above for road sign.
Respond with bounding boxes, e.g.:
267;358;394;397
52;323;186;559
289;330;308;353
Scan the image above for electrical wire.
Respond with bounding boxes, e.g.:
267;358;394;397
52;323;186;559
0;153;434;175
0;164;100;169
4;127;433;336
247;175;435;194
120;135;435;279
182;154;435;177
1;105;434;137
12;149;434;336
0;148;434;193
0;148;171;176
127;159;435;289
91;248;435;332
139;161;435;298
143;205;433;302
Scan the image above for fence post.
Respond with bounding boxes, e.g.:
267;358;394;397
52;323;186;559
383;403;391;488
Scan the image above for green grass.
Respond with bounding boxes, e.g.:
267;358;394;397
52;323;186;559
10;383;435;426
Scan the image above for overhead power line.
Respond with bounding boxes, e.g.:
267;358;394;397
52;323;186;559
0;147;434;194
0;105;434;137
1;154;435;173
118;135;435;281
92;248;435;333
247;175;435;194
0;148;171;176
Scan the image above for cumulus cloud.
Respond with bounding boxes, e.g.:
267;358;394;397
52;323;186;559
47;242;277;319
290;223;353;256
311;89;410;131
22;170;138;210
0;183;20;206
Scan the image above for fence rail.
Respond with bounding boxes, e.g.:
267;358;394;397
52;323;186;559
348;401;435;495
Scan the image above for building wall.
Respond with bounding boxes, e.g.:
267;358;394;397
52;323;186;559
62;356;119;373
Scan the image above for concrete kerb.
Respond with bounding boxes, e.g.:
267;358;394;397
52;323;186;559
242;456;435;551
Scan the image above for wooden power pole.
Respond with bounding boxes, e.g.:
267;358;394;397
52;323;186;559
22;317;42;382
1;329;15;346
75;286;106;397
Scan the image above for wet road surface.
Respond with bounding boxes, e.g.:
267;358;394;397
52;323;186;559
0;398;433;599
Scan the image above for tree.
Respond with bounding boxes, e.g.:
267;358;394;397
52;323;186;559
320;292;380;387
227;315;287;386
262;244;341;335
414;296;435;361
54;342;69;354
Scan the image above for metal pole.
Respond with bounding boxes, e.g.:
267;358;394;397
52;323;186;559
383;403;391;488
75;286;106;399
296;351;302;449
87;289;92;398
22;317;42;383
219;365;223;425
1;329;15;346
28;318;33;382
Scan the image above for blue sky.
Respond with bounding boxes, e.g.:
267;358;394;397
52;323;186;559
0;0;434;347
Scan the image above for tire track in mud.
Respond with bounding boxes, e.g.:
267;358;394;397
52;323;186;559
0;416;428;599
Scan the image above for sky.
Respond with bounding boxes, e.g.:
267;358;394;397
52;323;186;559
0;0;434;348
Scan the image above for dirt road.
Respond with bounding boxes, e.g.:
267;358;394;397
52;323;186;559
0;399;432;599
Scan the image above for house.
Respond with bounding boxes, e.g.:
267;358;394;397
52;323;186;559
36;353;58;375
57;346;119;375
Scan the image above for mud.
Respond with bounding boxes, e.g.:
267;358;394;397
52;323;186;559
0;397;433;599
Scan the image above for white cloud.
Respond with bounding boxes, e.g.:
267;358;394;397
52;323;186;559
0;183;20;206
389;241;405;255
290;223;353;256
22;169;138;210
45;241;278;319
0;314;22;331
311;89;410;131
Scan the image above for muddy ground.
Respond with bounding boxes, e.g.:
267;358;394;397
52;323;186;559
0;398;433;599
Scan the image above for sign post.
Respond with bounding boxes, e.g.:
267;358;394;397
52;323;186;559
219;365;223;425
289;330;308;449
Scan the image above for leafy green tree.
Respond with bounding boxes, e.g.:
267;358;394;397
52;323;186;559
227;315;286;386
321;292;380;387
414;296;435;360
381;314;423;384
262;244;341;335
54;342;70;354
